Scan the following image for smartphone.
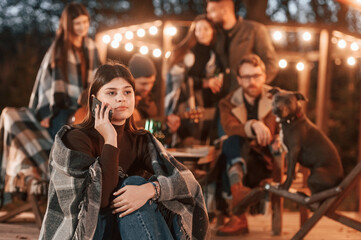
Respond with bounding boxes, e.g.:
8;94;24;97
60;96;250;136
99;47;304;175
91;95;113;120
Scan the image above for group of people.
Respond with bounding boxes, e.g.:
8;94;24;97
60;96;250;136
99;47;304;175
0;0;285;239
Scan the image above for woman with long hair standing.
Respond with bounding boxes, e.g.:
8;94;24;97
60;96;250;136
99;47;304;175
29;2;100;139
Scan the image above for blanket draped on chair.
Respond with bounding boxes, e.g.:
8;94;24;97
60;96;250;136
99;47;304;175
0;107;52;206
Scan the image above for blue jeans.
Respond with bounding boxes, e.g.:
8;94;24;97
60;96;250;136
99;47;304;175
93;176;182;240
48;109;73;139
222;135;273;189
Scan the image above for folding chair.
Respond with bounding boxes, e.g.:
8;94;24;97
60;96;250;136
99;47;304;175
0;177;47;228
265;160;361;240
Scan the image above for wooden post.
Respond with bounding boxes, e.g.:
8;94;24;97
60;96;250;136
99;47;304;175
316;29;331;133
271;153;284;235
297;61;311;113
358;75;361;213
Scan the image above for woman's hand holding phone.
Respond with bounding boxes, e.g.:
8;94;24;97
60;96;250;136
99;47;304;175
93;96;117;147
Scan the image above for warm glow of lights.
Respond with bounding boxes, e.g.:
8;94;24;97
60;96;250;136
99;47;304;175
111;40;119;48
279;59;288;69
338;39;347;49
165;26;177;36
272;31;283;41
149;26;158;35
165;51;171;59
125;43;134;52
137;28;146;38
102;35;111;44
296;62;305;71
347;56;356;66
139;46;149;55
334;58;342;66
153;48;162;58
331;37;338;44
125;31;134;40
351;42;359;51
302;32;311;41
114;33;122;42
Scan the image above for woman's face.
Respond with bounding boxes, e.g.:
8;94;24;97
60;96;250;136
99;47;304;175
96;77;135;125
194;20;214;46
72;14;89;38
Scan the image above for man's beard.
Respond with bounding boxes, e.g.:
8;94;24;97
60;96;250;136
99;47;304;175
244;85;262;98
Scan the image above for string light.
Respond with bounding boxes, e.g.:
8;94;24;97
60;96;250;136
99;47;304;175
125;31;134;40
153;48;162;58
149;26;158;35
111;40;119;48
338;39;347;49
165;26;177;36
102;35;111;44
137;29;146;38
351;42;359;51
296;62;305;71
272;31;283;41
347;56;356;66
140;45;149;55
114;33;122;42
125;42;134;52
302;32;311;41
279;59;288;69
165;51;171;59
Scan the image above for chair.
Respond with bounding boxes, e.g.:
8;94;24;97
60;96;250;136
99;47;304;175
265;160;361;240
0;177;47;228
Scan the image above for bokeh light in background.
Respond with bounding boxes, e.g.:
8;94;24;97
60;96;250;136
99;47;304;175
125;42;134;52
296;62;305;71
279;59;288;69
140;45;149;55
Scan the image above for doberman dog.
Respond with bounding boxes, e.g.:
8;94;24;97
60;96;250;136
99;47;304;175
269;88;343;194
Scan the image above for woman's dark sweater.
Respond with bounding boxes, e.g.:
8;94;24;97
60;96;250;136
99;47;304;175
63;124;152;208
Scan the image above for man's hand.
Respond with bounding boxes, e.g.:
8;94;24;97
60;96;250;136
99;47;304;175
251;121;272;147
166;114;181;133
203;75;223;94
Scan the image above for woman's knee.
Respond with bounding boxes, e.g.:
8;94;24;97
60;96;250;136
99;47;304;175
120;176;147;188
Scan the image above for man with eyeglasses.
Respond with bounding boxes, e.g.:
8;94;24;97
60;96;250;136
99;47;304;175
216;54;280;236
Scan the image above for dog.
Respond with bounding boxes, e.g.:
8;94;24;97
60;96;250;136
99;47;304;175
269;87;343;194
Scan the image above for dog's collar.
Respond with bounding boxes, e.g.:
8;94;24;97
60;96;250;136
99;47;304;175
276;112;303;124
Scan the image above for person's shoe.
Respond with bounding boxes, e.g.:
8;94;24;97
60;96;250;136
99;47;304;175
233;187;265;215
230;182;251;208
216;214;249;236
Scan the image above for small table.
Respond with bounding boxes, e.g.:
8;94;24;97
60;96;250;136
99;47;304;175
167;146;215;172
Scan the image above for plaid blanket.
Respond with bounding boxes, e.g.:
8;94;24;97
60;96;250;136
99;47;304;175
29;37;100;121
39;125;209;240
0;107;52;204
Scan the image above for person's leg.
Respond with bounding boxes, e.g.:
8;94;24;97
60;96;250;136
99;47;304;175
217;135;249;236
48;109;73;139
115;176;177;240
93;207;117;240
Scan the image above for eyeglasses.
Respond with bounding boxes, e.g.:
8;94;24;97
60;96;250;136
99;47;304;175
238;73;264;82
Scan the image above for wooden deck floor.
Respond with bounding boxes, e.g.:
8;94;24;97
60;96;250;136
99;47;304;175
1;210;360;240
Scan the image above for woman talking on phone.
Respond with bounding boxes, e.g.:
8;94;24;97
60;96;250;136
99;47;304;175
39;62;209;240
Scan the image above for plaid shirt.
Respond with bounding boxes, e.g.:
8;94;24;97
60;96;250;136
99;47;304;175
39;125;210;240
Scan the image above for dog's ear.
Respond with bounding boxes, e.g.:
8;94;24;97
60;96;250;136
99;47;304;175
268;87;280;96
294;92;308;102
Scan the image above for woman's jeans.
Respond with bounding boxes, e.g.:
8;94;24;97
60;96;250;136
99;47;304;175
93;176;182;240
48;109;73;139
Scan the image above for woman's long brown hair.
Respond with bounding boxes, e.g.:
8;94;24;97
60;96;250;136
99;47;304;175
52;2;90;82
167;14;216;70
76;62;145;135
